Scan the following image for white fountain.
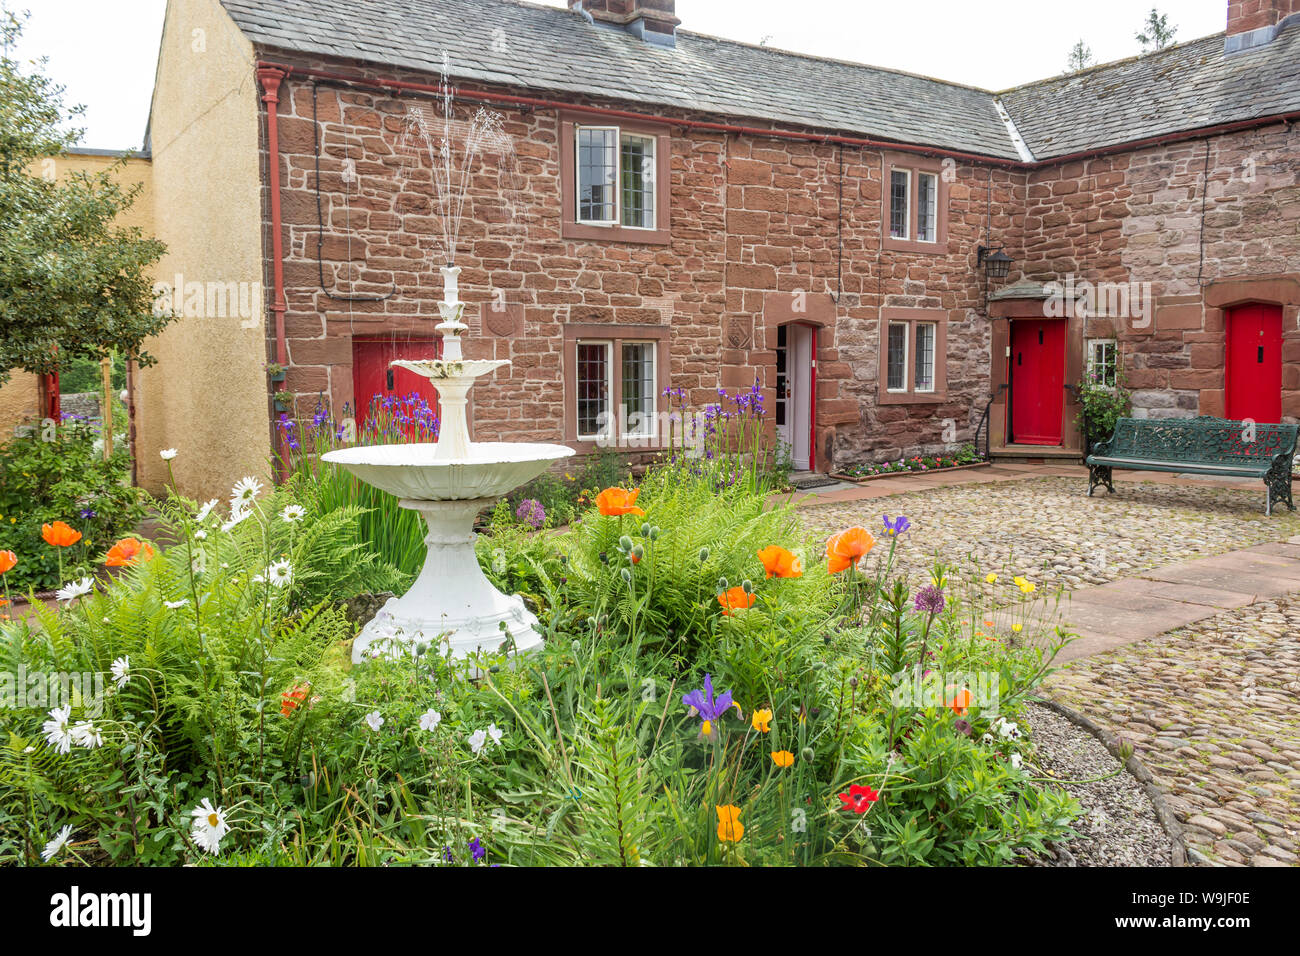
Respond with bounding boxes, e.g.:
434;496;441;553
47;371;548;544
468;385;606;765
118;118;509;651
322;69;573;662
323;267;574;662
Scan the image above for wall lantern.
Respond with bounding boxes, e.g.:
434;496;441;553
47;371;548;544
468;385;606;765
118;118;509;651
978;244;1013;280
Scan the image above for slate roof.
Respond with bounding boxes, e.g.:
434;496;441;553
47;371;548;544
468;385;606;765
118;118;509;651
218;0;1300;163
998;28;1300;159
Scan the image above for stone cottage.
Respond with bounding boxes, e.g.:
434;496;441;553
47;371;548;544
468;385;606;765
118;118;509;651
122;0;1299;498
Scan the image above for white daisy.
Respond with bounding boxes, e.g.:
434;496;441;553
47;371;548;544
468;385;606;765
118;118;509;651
230;476;264;509
221;504;250;533
279;504;306;524
55;577;94;604
71;720;103;749
164;599;190;609
191;549;207;575
195;499;219;523
159;448;178;461
418;708;442;732
468;728;487;754
364;710;384;732
265;559;293;589
111;656;130;689
41;824;74;862
194;529;207;541
487;723;503;746
42;705;74;754
189;798;229;855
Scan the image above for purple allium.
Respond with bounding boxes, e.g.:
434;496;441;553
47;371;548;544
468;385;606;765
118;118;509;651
914;585;945;616
515;498;545;529
882;514;911;536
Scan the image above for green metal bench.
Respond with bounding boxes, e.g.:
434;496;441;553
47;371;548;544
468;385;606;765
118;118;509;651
1086;416;1298;515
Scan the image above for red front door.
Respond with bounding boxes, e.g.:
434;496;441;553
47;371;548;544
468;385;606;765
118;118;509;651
351;337;442;433
1009;318;1066;445
1225;303;1283;423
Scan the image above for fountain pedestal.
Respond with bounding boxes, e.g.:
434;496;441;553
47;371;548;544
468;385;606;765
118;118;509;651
352;496;542;661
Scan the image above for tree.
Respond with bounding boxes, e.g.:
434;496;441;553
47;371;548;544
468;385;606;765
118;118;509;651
1136;8;1178;52
0;11;169;390
1065;39;1095;73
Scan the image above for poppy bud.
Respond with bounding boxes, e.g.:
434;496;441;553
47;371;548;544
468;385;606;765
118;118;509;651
599;552;608;564
619;535;634;552
800;747;815;762
717;576;729;590
640;523;651;537
698;547;710;562
741;579;753;594
621;567;632;583
631;544;644;561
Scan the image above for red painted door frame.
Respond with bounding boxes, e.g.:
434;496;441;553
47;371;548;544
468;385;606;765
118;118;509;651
1225;303;1283;423
1008;318;1066;445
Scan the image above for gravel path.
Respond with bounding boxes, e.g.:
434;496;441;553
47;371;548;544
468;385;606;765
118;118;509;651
1049;597;1300;867
1022;703;1173;867
800;477;1300;593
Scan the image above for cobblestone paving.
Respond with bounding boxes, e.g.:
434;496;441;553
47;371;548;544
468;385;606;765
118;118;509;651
1049;597;1300;867
799;476;1300;593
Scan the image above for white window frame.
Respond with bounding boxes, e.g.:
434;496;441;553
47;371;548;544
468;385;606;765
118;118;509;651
914;321;937;393
1086;338;1119;392
889;168;911;241
575;339;614;441
575;338;659;441
916;172;938;244
574;125;658;231
886;321;910;393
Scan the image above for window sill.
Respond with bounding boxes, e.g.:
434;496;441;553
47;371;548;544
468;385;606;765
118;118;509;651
882;235;946;255
878;390;948;406
561;219;670;245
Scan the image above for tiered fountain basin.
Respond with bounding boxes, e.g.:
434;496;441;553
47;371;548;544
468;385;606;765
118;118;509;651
325;441;574;663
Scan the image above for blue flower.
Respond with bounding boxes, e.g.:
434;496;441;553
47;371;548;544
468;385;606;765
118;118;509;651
882;514;911;536
682;673;736;737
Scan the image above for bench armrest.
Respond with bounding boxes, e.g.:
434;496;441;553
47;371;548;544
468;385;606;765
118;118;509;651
1090;439;1112;458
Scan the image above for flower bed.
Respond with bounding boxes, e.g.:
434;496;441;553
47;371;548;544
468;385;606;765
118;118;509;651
832;449;990;483
0;446;1084;867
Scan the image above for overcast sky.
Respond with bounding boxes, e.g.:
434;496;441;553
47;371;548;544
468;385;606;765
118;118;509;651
7;0;1230;151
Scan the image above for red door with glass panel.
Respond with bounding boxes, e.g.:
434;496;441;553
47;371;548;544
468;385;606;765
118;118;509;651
1225;304;1282;423
351;337;441;438
1009;319;1066;445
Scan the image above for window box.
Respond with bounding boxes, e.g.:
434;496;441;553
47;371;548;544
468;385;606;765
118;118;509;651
559;112;671;245
563;323;670;447
878;308;949;404
881;152;950;255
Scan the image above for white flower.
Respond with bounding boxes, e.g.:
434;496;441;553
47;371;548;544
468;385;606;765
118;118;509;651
364;710;384;732
418;708;442;732
41;824;74;862
55;577;94;604
194;529;207;541
230;476;264;509
981;733;995;746
468;728;487;754
221;504;251;533
265;559;293;589
1009;753;1023;770
190;798;229;855
487;723;503;746
71;720;103;749
993;717;1021;741
160;448;178;461
191;549;207;575
164;599;190;609
43;705;74;754
195;499;219;523
111;656;131;689
279;504;305;524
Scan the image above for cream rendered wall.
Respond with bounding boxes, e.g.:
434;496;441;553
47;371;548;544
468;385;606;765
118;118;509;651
136;0;269;501
0;371;40;439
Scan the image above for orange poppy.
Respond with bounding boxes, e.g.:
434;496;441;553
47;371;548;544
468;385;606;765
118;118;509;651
771;750;794;768
104;538;156;567
717;586;756;615
757;545;803;579
716;804;744;842
945;687;974;716
826;527;875;573
594;487;645;517
281;684;309;717
41;521;82;548
0;550;16;574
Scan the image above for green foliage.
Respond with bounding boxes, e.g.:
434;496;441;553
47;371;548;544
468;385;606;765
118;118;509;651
1075;372;1133;453
0;12;170;386
0;417;144;591
1136;7;1177;53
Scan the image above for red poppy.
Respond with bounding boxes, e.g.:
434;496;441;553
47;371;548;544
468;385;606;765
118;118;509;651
594;487;645;517
757;545;803;579
826;527;875;573
105;538;156;567
838;784;880;814
945;687;974;716
41;521;82;548
0;550;15;575
717;586;756;615
281;684;309;717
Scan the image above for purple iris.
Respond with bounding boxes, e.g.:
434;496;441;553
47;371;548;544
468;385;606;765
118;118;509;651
914;585;945;616
469;837;486;862
682;673;735;735
883;514;911;536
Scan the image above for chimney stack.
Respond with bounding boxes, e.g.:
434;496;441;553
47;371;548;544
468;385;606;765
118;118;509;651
1226;0;1300;52
569;1;681;48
